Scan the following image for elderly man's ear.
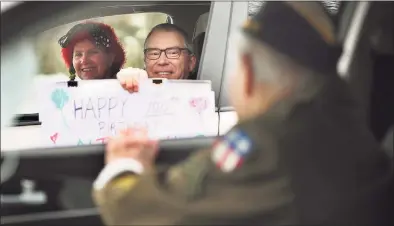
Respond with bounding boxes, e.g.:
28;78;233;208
241;54;255;97
188;55;197;72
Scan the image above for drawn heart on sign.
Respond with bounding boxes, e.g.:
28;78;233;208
50;133;59;144
189;97;208;114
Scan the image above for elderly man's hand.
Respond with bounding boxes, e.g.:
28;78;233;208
106;128;159;169
117;67;148;93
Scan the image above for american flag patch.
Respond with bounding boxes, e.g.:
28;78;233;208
211;129;252;173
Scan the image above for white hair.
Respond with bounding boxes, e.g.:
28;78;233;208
233;30;324;101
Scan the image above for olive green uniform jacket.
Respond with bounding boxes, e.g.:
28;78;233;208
93;75;393;225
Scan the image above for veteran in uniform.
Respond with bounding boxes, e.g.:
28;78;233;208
92;2;393;225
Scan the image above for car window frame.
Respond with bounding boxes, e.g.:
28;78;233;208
218;1;249;110
197;1;232;108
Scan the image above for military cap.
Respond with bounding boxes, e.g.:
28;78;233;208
242;1;342;75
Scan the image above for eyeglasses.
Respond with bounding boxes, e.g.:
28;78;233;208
144;47;191;60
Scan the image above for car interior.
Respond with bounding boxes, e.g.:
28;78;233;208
1;1;213;225
190;12;209;80
341;1;393;155
1;1;393;226
367;2;394;149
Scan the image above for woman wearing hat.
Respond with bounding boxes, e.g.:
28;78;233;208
58;21;126;80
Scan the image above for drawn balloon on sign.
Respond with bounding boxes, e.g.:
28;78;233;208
48;88;71;144
51;88;70;128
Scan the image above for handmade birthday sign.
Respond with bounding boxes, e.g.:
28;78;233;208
39;79;215;147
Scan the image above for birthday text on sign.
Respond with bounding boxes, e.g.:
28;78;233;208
72;96;128;136
71;95;178;137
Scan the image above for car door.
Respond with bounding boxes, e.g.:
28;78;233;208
1;1;231;225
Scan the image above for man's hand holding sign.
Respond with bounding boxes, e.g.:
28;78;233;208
117;67;149;93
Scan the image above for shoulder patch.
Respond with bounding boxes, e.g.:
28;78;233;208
211;129;253;173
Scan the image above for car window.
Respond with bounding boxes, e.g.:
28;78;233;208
2;2;216;152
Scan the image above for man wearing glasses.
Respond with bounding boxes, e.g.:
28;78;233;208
117;23;197;92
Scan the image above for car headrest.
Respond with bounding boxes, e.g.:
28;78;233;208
193;12;209;41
